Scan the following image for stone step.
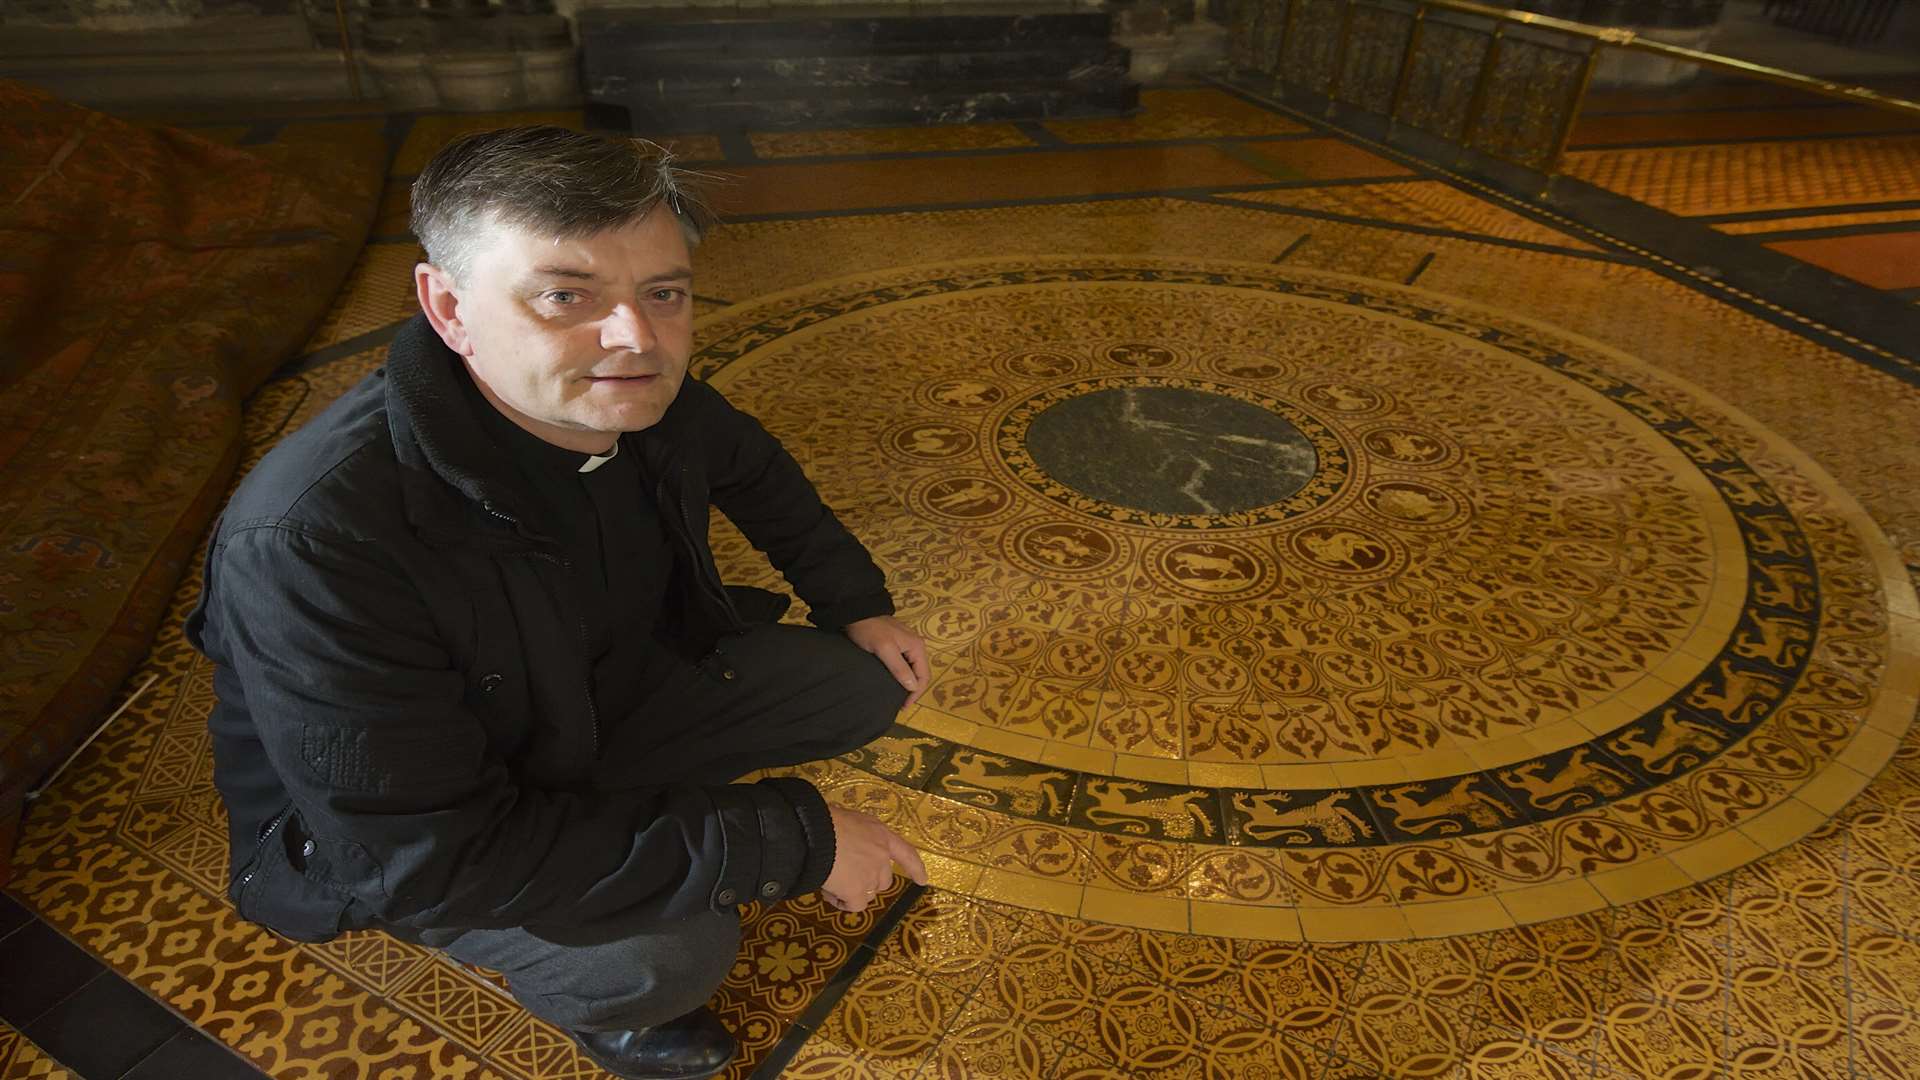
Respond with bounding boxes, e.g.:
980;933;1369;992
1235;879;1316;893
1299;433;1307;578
601;77;1140;132
589;43;1129;97
575;4;1114;55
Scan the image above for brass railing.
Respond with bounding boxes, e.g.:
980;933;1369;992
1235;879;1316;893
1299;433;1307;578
334;0;364;99
1227;0;1920;174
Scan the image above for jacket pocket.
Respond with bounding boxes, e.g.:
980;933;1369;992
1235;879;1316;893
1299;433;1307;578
230;808;351;943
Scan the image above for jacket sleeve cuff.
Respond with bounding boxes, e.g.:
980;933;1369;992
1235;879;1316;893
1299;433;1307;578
705;779;837;911
807;590;896;632
762;777;836;897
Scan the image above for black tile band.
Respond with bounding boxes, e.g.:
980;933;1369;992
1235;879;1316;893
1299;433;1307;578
0;892;269;1080
691;262;1822;850
1208;75;1920;383
269;318;410;383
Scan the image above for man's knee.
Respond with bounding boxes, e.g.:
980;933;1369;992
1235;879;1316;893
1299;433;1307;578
828;635;908;749
733;625;905;749
453;912;741;1032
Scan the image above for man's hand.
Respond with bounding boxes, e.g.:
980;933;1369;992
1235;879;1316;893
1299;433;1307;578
821;806;929;913
845;615;930;709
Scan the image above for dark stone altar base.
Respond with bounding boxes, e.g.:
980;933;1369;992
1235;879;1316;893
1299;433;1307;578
579;3;1140;133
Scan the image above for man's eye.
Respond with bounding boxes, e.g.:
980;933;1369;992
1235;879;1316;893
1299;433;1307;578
547;291;580;304
652;288;685;303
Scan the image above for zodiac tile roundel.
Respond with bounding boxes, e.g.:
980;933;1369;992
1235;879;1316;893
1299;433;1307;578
695;256;1920;940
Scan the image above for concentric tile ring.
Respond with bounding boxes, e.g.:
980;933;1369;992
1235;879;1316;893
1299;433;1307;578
698;256;1919;939
702;260;1744;780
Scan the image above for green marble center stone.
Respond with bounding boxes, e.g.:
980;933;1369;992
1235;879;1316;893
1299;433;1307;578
1023;387;1319;516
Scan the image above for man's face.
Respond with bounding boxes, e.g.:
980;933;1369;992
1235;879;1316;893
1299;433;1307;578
423;205;695;453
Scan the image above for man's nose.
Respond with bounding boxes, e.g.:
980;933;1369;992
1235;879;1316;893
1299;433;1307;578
601;302;656;353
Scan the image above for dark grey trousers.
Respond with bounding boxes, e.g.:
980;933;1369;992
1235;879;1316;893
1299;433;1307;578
406;623;904;1033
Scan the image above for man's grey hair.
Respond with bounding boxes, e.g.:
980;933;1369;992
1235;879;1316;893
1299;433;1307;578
410;125;716;285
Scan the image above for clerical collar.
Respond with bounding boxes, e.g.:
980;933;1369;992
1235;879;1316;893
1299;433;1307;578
458;359;619;479
578;443;618;474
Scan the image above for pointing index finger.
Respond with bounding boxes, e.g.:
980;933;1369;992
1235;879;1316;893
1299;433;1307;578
889;833;931;886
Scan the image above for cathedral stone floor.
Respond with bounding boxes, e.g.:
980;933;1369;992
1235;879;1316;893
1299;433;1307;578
3;83;1919;1080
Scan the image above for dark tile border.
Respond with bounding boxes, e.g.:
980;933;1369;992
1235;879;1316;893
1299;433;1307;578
1690;197;1920;224
1014;119;1067;146
1579;97;1852;118
269;318;409;382
698;129;1330;169
1568;124;1920;152
1739;218;1920;243
121;1029;279;1080
23;973;181;1079
719;130;761;164
382;130;1329;182
0;892;271;1080
1209;75;1920;385
1403;250;1435;284
713;172;1426;224
1194;191;1639;263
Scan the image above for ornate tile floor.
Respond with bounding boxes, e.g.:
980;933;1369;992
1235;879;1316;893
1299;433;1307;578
1563;76;1920;297
8;87;1920;1078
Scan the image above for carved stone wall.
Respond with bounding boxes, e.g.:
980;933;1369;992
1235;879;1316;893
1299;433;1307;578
2;0;296;30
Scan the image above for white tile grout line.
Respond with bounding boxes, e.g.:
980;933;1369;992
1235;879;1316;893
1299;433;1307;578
24;672;160;802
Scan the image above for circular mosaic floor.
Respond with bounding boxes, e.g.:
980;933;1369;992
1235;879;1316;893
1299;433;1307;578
700;256;1920;941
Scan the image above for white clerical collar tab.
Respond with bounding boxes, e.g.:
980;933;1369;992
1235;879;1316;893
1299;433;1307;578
578;442;619;474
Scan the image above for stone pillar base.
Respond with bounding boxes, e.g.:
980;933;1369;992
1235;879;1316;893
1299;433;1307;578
363;46;580;110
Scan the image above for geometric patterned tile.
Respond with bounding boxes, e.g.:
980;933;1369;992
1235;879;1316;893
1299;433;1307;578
388;957;517;1054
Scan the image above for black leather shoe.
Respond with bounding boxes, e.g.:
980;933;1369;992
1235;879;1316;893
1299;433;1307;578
572;1008;737;1080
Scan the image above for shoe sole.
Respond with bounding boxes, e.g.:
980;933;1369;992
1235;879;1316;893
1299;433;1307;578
574;1039;734;1080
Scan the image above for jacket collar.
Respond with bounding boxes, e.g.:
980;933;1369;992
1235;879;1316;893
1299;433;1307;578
383;313;686;540
384;314;544;537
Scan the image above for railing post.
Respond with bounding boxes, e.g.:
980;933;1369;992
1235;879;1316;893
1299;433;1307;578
1388;4;1428;131
335;0;363;100
1458;22;1505;156
1544;41;1602;185
1329;0;1359;110
1279;0;1301;88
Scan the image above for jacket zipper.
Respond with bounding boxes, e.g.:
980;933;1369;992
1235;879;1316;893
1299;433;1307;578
486;504;602;759
239;804;293;890
671;463;740;627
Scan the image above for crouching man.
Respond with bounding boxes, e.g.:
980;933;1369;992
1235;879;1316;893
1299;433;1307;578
187;126;930;1080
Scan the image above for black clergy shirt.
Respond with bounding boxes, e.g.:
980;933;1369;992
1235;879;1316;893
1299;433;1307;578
459;365;675;728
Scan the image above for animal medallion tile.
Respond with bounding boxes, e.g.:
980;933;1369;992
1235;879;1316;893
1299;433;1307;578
699;255;1918;937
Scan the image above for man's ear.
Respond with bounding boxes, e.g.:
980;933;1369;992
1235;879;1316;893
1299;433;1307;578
416;263;473;357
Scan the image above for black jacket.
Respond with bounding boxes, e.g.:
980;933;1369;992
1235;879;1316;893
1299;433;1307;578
185;314;893;943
